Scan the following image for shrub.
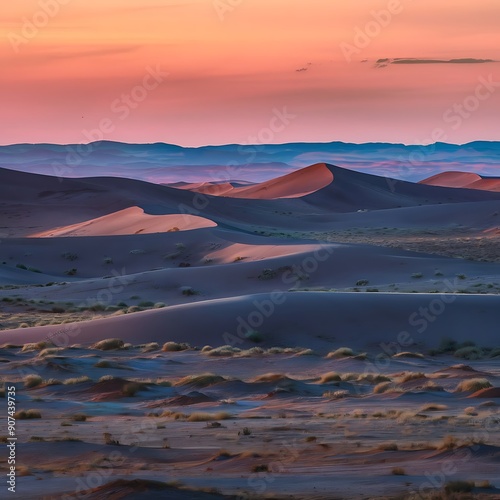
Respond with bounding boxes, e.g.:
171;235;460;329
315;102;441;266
392;467;405;476
175;373;225;388
22;341;52;352
454;346;483;360
411;272;423;278
162;341;190;352
71;414;87;422
421;404;448;412
15;409;41;419
438;337;458;353
378;443;398;451
398;372;426;383
326;347;354;359
393;351;424;359
24;375;43;389
319;372;341;384
138;301;155;308
252;464;269;473
323;390;349;399
204;345;241;357
438;435;458;450
64;376;92;385
356;280;369;286
141;342;160;352
122;382;143;397
456;378;492;392
91;338;124;350
94;360;112;368
373;382;394;394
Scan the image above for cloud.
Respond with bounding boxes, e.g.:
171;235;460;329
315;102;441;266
375;57;497;68
295;62;312;73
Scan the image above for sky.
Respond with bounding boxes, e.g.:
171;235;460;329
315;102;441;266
1;0;500;146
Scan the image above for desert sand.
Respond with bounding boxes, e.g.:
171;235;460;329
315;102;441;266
1;162;500;499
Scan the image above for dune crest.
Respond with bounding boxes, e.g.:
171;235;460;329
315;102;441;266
420;171;500;191
29;206;216;237
179;163;334;199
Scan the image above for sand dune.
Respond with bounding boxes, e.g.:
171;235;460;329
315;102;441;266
421;171;500;191
30;207;216;237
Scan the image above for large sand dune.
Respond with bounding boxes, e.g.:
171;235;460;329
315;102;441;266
421;171;500;191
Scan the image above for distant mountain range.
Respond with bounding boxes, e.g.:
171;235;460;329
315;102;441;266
1;140;499;183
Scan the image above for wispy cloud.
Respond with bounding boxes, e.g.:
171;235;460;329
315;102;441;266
375;57;497;68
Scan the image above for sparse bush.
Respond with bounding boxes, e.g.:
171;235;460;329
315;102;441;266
92;338;124;350
138;301;155;308
64;376;91;385
122;382;143;397
252;464;269;473
22;341;52;352
162;341;190;352
71;414;87;422
421;404;448;412
454;346;483;360
326;347;354;359
175;373;225;388
24;375;43;388
439;435;458;450
456;378;492;393
356;280;369;286
373;382;394;394
378;443;398;451
15;409;41;419
94;360;112;368
411;272;423;279
398;372;426;383
103;432;120;445
437;337;458;353
204;345;241;357
393;351;424;359
319;372;341;384
323;390;349;399
392;467;405;476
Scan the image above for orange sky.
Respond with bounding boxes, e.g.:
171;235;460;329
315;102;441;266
1;0;500;145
